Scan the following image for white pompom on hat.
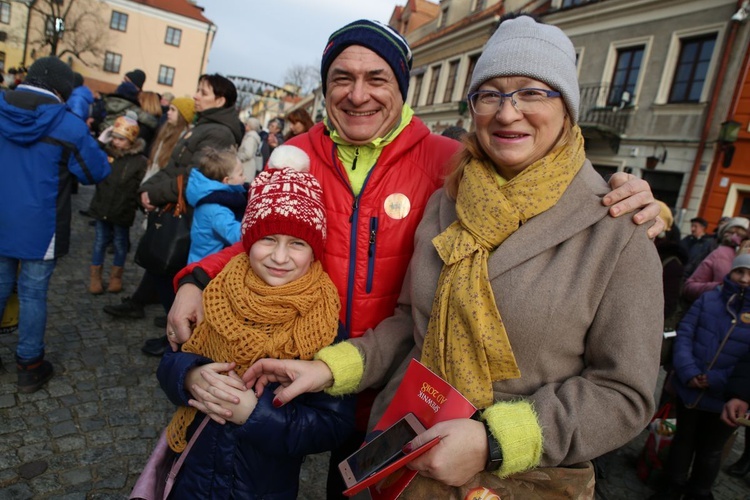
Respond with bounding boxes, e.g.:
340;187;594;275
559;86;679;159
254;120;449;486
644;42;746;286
241;145;326;257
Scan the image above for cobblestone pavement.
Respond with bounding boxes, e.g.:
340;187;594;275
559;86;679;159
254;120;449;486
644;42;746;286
0;185;748;499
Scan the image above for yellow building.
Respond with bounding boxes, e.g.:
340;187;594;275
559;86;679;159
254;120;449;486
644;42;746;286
7;0;215;96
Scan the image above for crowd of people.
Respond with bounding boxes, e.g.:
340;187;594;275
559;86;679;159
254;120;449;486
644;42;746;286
7;11;748;500
653;207;750;499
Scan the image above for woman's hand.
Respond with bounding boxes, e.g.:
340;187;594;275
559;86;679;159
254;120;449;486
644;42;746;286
185;362;247;424
404;418;487;487
603;173;664;238
140;191;156;212
167;283;204;351
242;358;334;406
721;398;749;426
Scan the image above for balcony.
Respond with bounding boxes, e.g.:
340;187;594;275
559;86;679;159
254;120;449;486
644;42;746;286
578;83;635;152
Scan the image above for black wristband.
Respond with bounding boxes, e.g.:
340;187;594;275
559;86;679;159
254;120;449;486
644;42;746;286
483;421;503;472
177;267;212;291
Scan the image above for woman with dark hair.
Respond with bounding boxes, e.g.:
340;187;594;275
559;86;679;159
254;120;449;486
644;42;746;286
125;74;244;357
284;108;315;141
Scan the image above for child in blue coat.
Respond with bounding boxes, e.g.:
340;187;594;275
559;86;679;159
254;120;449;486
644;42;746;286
157;146;354;498
185;147;247;264
661;253;750;499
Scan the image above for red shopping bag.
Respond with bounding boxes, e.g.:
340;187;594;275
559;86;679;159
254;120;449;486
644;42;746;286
636;403;676;483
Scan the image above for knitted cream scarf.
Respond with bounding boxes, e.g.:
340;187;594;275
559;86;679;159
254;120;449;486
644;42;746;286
166;253;341;452
421;126;586;409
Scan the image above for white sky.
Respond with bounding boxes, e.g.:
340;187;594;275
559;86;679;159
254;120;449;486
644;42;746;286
201;1;404;86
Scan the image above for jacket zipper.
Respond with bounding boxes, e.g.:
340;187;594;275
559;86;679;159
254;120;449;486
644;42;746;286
351;147;359;171
366;217;378;293
330;144;378;336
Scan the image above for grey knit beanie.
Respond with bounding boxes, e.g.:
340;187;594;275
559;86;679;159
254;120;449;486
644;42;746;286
468;16;580;122
25;57;74;101
731;253;750;273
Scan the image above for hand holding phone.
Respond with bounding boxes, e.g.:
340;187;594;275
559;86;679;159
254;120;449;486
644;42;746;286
338;413;439;497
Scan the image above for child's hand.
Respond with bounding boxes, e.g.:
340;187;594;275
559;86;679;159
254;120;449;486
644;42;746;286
224;371;258;426
688;374;709;389
187;363;246;424
98;125;114;144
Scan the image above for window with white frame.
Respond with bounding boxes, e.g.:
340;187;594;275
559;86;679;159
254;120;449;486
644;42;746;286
104;52;121;73
158;65;175;86
443;60;460;103
462;54;480;98
607;45;644;106
411;73;424;107
656;26;721;105
110;11;127;31
600;37;650;108
0;2;10;24
438;6;449;28
426;65;441;105
165;26;181;46
669;33;717;103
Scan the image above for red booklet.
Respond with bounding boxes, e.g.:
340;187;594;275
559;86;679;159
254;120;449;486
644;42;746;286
365;359;477;500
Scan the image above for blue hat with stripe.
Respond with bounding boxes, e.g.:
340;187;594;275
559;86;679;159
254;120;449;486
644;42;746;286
321;19;412;100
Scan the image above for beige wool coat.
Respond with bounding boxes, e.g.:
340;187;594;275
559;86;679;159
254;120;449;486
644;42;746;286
348;160;664;468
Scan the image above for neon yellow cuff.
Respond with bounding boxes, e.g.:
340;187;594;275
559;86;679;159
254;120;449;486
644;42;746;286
482;400;542;477
314;342;364;396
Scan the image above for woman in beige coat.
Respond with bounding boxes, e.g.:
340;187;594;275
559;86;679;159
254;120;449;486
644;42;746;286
235;15;663;498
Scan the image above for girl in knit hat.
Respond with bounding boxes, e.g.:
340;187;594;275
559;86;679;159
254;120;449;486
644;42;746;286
142;96;194;183
154;145;354;498
87;113;147;294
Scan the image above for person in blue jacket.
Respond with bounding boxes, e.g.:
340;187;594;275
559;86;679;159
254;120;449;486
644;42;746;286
0;57;110;393
185;147;247;264
661;253;750;499
157;148;354;498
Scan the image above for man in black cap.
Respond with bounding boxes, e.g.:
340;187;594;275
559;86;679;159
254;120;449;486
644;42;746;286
0;56;111;393
124;68;146;90
680;216;717;277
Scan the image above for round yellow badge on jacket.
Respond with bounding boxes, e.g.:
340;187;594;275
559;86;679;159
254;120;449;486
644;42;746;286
384;193;411;220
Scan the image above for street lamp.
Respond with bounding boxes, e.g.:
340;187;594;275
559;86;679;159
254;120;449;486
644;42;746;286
718;120;741;168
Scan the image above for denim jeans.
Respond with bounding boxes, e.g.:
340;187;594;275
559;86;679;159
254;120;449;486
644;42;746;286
92;220;129;267
0;256;56;362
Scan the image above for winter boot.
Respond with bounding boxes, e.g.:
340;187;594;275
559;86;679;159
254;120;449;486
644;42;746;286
103;296;145;319
726;434;750;477
107;266;124;293
17;358;54;393
88;265;104;295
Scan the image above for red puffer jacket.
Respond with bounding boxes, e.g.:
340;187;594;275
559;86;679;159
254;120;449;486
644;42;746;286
175;118;460;338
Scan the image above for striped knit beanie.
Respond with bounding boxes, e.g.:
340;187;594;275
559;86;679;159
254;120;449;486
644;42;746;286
241;145;327;258
321;19;412;100
468;15;580;122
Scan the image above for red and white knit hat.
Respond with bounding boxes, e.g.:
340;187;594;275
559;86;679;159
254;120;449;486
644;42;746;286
241;145;326;257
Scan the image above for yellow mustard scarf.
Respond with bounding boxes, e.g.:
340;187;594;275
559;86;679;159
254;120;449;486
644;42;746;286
166;253;340;452
421;126;586;409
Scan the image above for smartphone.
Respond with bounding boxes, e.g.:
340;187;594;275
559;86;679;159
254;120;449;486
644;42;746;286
338;413;427;488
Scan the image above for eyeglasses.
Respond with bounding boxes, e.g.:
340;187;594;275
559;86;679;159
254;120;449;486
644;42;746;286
468;88;562;115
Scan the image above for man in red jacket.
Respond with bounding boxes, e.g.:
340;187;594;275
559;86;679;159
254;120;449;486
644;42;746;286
165;19;662;499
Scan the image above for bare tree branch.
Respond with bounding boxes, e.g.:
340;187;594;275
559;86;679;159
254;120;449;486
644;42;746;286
26;0;109;68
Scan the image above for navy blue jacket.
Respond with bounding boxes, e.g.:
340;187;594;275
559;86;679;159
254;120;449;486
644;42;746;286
0;87;110;260
158;349;355;499
673;275;750;413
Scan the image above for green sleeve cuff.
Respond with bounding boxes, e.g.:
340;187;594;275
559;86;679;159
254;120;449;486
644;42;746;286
314;342;364;396
482;400;543;477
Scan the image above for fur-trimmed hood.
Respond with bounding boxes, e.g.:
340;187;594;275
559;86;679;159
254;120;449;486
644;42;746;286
105;137;146;158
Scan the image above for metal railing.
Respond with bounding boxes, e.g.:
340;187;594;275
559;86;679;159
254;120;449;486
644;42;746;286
578;83;634;136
